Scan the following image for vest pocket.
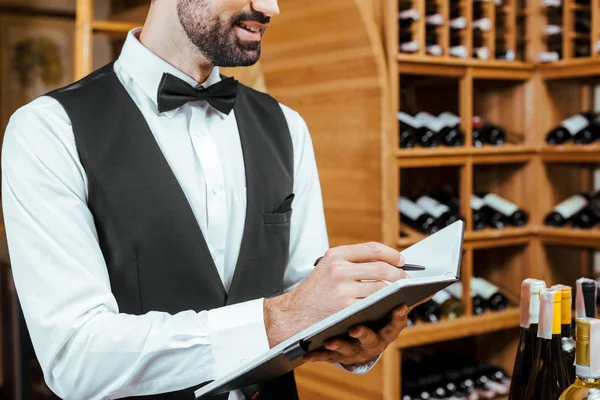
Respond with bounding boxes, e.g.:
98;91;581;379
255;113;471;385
263;210;293;225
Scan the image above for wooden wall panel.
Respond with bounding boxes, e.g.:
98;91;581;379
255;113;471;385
261;0;389;247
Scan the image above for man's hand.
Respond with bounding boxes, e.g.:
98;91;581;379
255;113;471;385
264;242;407;348
301;296;436;365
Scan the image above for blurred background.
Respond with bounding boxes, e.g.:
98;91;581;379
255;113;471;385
0;0;599;399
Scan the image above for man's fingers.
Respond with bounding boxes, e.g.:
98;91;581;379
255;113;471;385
349;325;382;350
379;306;408;344
346;262;408;283
324;338;361;357
303;349;342;363
325;242;404;267
352;280;390;299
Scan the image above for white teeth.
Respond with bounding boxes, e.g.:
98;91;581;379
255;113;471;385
239;22;260;32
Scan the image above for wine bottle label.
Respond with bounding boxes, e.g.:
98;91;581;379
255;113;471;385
472;18;492;31
450;45;468;58
449;16;466;29
562;114;590;135
416;112;446;132
400;41;420;53
474;46;491;60
595;40;600;54
432;290;452;304
425;14;445;25
426;45;443;56
438;112;461;127
497;50;516;61
398;9;421;20
470;195;485;211
538;51;560;62
417;196;450;218
445;282;464;298
542;0;561;6
553;194;588;219
544;24;562;35
471;278;499;300
398;197;427;220
483;193;519;217
397;112;422;128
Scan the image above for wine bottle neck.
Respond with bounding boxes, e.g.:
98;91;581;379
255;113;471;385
562;323;573;339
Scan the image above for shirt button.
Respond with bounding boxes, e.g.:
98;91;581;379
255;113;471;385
194;131;202;137
212;186;218;195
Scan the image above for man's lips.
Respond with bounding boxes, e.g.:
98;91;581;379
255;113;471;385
236;20;267;33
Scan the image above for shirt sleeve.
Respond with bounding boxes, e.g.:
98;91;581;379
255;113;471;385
281;106;380;374
1;98;265;400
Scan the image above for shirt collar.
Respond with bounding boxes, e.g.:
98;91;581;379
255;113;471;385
117;28;224;119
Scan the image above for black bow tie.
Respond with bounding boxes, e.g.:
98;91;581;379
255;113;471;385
157;72;238;115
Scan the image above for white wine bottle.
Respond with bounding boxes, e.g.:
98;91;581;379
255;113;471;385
509;279;546;400
524;289;571;400
551;284;576;384
559;318;600;400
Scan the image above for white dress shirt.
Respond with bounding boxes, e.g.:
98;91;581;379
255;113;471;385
1;29;374;400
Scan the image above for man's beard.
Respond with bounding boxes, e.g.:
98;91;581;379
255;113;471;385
177;0;266;67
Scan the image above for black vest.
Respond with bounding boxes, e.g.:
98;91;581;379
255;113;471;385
47;63;299;400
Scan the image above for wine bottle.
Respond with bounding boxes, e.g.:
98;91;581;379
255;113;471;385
416;194;460;228
473;46;491;60
472;116;506;146
546;113;595;145
573;116;600;145
399;7;421;23
524;289;571;400
544;194;589;227
480;192;529;227
431;185;460;212
470;195;489;231
415;112;443;147
471;277;509;311
571;194;600;229
425;13;445;26
509;279;546;400
473;17;492;31
551;284;576;384
431;289;466;320
397;112;419;148
445;281;487;315
398;197;439;234
450;45;469;58
437;112;465;146
450;16;467;29
576;278;598;319
413;299;442;323
473;194;509;229
496;49;516;61
559;318;600;400
545;24;563;36
539;50;561;62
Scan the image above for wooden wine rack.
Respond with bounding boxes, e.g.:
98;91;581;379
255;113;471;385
57;0;600;399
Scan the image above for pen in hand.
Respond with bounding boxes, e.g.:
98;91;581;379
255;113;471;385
313;257;426;271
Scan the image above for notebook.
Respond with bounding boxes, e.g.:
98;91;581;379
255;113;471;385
195;220;464;398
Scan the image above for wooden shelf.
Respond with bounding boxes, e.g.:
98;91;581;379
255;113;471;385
397;55;535;79
540;58;600;79
397;226;533;249
538;226;600;248
540;144;600;163
396;308;521;349
395;145;535;166
464;227;533;249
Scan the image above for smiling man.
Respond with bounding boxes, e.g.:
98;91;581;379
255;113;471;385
2;1;411;400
